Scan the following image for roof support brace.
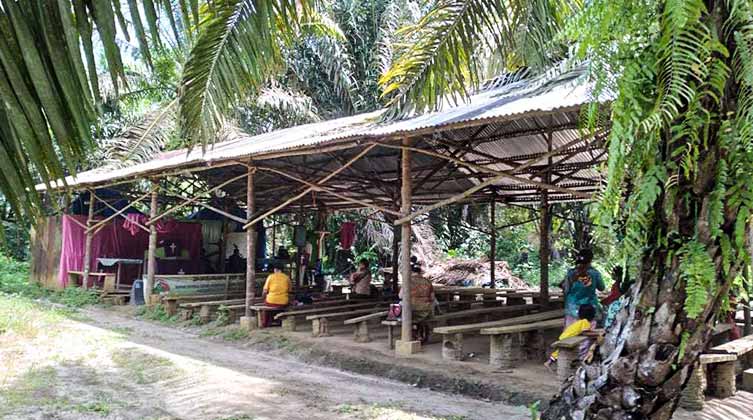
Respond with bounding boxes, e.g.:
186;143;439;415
148;172;248;225
243;144;377;229
256;166;401;218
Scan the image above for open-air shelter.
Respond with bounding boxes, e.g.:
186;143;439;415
37;68;610;350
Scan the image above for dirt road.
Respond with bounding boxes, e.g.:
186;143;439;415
0;304;530;420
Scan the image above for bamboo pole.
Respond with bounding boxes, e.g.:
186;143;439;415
82;190;96;289
88;190;151;233
400;137;413;344
489;200;496;288
256;166;401;217
244;144;377;229
148;173;248;226
195;201;247;225
375;142;590;212
391;216;400;292
145;182;159;303
539;130;553;306
245;168;256;317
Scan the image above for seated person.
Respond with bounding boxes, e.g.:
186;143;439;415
399;258;435;343
545;304;596;370
349;258;372;297
261;263;292;327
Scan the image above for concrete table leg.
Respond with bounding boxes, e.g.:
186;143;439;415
387;325;396;349
442;333;464;361
680;364;706;411
282;317;297;332
199;305;212;324
556;348;579;383
165;300;177;316
354;321;371;343
489;334;519;369
710;361;736;398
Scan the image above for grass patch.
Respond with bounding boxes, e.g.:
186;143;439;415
137;304;179;324
0;365;62;415
220;326;249;341
72;397;114;416
111;348;179;385
0;293;74;338
0;256;100;308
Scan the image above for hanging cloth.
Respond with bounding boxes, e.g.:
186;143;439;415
340;222;356;249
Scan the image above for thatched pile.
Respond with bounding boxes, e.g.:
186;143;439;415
424;257;530;289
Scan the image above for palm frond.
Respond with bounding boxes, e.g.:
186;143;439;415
179;0;302;145
379;0;581;118
126;0;155;68
371;0;401;78
255;86;320;121
143;0;164;49
302;13;364;113
99;102;177;167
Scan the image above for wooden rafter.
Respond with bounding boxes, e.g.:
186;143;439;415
86;189;154;233
256;166;401;217
148;172;248;225
244;144;378;228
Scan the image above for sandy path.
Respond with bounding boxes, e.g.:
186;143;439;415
1;306;530;420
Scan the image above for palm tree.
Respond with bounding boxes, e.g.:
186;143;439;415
380;0;753;418
0;0;299;217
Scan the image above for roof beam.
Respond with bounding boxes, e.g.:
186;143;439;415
244;144;378;228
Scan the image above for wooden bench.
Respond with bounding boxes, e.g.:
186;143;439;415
550;336;589;382
67;271;116;289
307;307;387;337
434;308;562;360
480;318;564;369
379;304;540;350
680;353;739;411
178;298;251;321
274;301;386;331
708;334;753;397
344;311;389;342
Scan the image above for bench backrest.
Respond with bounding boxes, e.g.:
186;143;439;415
344;311;389;324
709;334;753;356
180;298;251;308
434;309;564;335
480;317;564;335
432;304;539;323
306;307;385;320
274;301;386;319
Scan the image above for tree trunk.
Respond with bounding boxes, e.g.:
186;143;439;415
543;2;750;418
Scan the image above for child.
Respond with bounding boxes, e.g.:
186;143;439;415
545;304;596;369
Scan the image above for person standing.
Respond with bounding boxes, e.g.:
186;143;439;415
261;263;292;327
561;249;605;326
399;258;435;343
349;258;373;297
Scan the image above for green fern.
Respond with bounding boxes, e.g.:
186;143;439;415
679;240;716;319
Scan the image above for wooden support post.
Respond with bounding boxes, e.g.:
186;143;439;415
539;197;551;305
245;168;256;318
489;201;496;288
391;219;400;292
399;137;415;349
82;191;96;289
145;183;158;303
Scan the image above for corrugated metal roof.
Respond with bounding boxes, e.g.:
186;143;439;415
44;68;607;190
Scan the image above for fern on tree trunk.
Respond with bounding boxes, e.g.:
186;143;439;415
543;0;753;418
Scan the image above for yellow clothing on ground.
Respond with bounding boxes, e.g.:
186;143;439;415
264;272;292;305
551;318;591;360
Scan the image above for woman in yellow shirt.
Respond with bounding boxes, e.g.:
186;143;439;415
261;264;292;327
546;304;596;369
